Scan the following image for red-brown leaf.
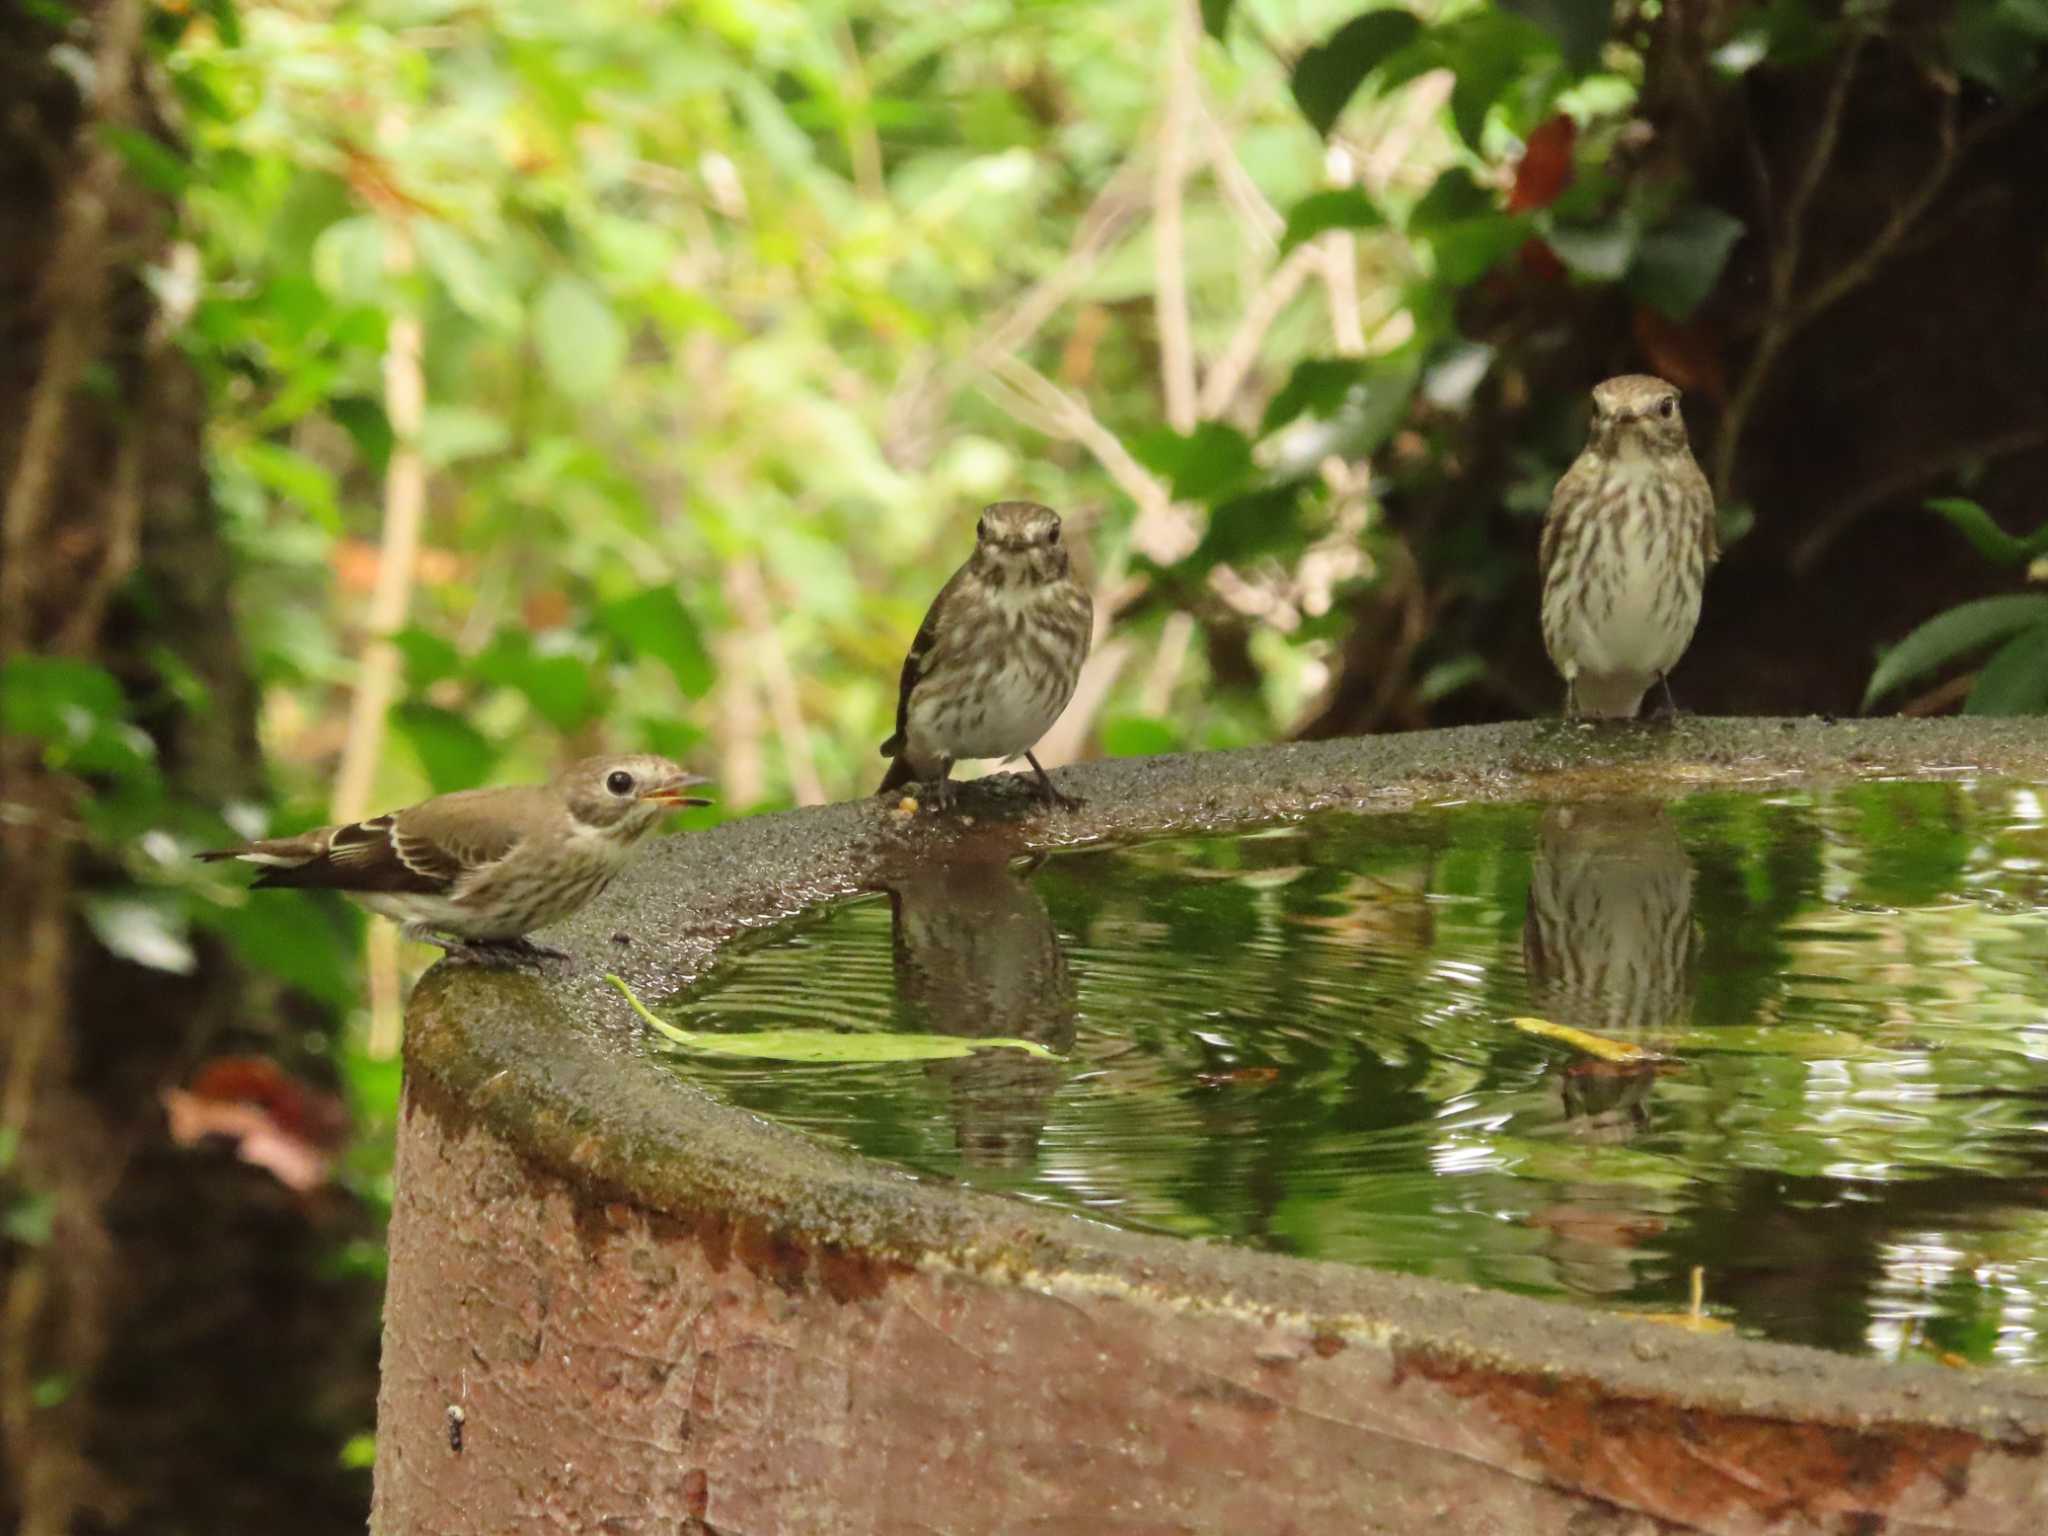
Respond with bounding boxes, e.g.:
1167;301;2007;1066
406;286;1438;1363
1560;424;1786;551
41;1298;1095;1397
1507;115;1576;214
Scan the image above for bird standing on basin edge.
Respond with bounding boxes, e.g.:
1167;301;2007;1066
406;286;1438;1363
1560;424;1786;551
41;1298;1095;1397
198;754;710;962
1539;374;1718;721
878;500;1093;811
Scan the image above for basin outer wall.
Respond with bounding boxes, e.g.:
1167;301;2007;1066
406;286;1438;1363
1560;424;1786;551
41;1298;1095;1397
371;720;2048;1536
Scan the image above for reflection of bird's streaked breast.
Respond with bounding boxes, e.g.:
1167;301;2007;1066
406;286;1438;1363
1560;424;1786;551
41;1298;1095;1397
1523;800;1696;1035
889;857;1076;1168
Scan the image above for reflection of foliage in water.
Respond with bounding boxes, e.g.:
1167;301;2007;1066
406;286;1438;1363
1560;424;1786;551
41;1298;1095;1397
660;780;2048;1367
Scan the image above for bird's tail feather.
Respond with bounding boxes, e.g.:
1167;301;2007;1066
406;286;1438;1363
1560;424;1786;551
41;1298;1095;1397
877;755;916;796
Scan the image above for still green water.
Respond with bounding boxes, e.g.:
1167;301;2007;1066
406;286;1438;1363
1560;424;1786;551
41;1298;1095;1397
654;780;2048;1368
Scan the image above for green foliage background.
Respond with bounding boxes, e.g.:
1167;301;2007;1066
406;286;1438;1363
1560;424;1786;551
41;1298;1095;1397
3;0;2044;1490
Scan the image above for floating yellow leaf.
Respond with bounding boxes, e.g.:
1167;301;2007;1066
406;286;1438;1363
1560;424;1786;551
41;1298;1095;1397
605;975;1060;1063
1510;1016;1662;1063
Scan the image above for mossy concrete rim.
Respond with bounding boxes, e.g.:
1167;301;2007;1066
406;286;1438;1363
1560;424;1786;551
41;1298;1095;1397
404;716;2048;1443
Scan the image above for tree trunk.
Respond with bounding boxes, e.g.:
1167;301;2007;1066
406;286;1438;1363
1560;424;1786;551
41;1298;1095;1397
0;5;377;1530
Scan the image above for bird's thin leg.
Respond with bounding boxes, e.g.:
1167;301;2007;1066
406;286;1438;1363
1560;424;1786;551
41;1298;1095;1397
500;936;573;963
1024;751;1082;810
922;761;956;814
1653;673;1680;722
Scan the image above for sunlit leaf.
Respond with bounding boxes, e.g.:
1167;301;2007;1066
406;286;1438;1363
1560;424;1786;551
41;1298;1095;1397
83;896;197;975
534;274;628;400
418;404;510;466
1864;595;2048;707
1100;715;1179;757
1292;11;1424;137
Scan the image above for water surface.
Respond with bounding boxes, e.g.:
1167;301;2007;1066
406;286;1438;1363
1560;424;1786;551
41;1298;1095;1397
654;780;2048;1368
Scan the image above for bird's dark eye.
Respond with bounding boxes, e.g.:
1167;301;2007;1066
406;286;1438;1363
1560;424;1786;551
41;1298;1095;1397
1046;526;1060;545
976;518;989;541
1657;398;1676;419
606;770;635;796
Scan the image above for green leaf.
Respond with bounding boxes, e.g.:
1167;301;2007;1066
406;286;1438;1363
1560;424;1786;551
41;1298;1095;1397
1262;359;1369;433
1100;715;1179;757
1292;11;1425;137
1279;188;1387;251
1131;422;1256;501
1542;211;1638;281
100;125;187;197
418;404;510;466
192;891;361;1013
1183;483;1309;570
1925;498;2048;566
1409;170;1526;285
1949;0;2048;94
1428;11;1557;150
534;275;627;400
607;975;1060;1061
391;627;461;690
0;656;155;777
1200;0;1235;41
1500;0;1612;72
233;440;341;529
82;896;196;975
1966;625;2048;715
598;588;714;699
391;703;498;794
1863;595;2048;708
311;217;386;306
1627;204;1745;318
414;221;521;330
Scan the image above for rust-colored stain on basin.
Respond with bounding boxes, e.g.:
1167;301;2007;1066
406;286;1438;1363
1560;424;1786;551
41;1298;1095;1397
373;721;2048;1535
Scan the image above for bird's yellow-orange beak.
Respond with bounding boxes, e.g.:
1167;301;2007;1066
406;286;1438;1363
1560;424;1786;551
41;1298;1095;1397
640;773;714;808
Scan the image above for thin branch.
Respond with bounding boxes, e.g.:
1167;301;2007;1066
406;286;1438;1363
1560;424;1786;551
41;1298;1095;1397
1711;33;1866;499
1199;105;1283;252
833;19;885;201
330;220;425;827
1319;145;1367;358
1790;422;2048;574
980;356;1185;559
726;556;827;806
1154;0;1200;435
1198;241;1322;418
336;214;425;1060
965;160;1148;375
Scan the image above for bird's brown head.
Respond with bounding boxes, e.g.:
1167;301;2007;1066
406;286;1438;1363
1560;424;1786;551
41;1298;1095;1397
971;500;1070;586
554;754;712;838
1586;374;1692;461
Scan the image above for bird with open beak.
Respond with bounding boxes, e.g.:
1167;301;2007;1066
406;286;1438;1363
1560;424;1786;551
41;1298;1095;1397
198;754;710;962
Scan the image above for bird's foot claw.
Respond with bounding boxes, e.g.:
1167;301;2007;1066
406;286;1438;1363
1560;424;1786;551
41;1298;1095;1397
431;936;571;969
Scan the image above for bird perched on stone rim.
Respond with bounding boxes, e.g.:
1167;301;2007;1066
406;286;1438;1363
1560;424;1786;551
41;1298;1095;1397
877;500;1093;812
198;754;710;963
1539;374;1718;721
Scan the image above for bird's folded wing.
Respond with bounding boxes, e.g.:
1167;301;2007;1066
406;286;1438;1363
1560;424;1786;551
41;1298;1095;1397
246;788;528;893
881;566;966;758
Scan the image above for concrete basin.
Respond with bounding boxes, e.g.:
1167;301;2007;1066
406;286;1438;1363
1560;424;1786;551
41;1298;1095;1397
373;719;2048;1534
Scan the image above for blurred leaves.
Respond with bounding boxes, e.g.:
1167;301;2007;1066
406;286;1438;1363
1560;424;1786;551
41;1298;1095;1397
1292;11;1424;137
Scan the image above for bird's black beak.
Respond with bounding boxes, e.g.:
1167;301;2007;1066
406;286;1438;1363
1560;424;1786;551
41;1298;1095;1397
641;774;714;808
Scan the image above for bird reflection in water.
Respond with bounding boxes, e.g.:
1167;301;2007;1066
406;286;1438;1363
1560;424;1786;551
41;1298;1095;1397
1521;799;1698;1294
886;848;1075;1168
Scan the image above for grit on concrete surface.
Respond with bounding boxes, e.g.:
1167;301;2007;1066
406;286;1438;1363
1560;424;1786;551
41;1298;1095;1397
388;718;2048;1532
409;718;2048;1423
